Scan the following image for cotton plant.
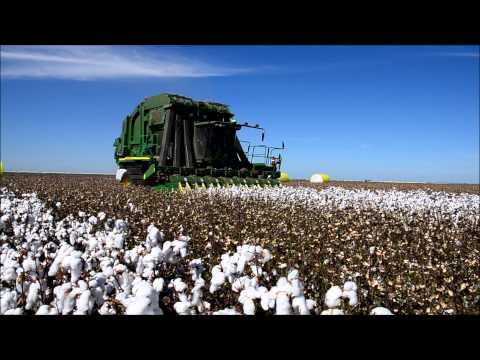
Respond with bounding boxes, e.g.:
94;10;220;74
370;307;393;315
207;244;316;315
0;188;159;315
168;259;211;315
1;186;398;316
322;281;359;315
205;185;479;228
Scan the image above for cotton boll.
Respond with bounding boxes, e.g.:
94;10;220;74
119;272;135;294
48;244;73;277
114;219;127;233
189;259;204;281
370;307;393;315
343;291;358;306
306;299;316;311
287;269;299;282
126;289;162;315
25;282;41;311
104;283;115;296
211;265;223;276
146;225;163;248
290;279;303;297
174;301;192;315
115;291;130;308
250;264;263;277
209;270;226;293
76;290;92;314
236;257;246;274
150;247;163;264
99;302;117;315
77;280;88;291
276;277;292;293
342;281;358;306
113;263;127;274
231;276;248;293
4;308;24;315
92;287;105;307
15;275;30;295
242;298;256;315
321;309;344;315
267;287;278;309
97;212;106;221
22;257;37;274
152;278;165;293
171;278;188;293
292;295;310;315
35;305;51;315
62;290;79;315
343;281;357;292
245;245;256;261
77;224;87;236
48;306;58;315
135;256;144;276
112;233;124;249
102;266;114;278
70;252;83;283
260;292;271;311
1;267;17;282
132;281;155;298
0;290;17;314
325;285;343;308
162;241;172;253
69;231;78;246
275;293;292;315
239;287;257;303
178;235;191;244
191;281;205;310
213;308;241;315
171;240;187;257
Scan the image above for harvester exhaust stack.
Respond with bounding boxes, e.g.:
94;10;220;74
113;93;286;191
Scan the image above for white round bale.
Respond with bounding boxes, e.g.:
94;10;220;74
310;173;330;183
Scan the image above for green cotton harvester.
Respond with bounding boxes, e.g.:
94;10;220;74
114;93;287;191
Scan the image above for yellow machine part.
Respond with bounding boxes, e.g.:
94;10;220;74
118;156;151;161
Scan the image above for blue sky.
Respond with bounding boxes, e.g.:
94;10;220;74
1;45;479;183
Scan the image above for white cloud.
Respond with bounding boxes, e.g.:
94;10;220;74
0;45;252;80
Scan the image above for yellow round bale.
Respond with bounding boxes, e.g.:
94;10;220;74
279;171;289;182
310;173;330;183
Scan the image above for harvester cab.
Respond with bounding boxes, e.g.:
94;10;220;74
114;93;286;191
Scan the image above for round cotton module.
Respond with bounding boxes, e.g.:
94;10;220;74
310;173;330;183
279;172;289;182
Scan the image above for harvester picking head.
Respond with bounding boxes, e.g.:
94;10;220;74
113;93;287;191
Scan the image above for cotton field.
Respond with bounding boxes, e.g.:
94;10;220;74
1;173;479;315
